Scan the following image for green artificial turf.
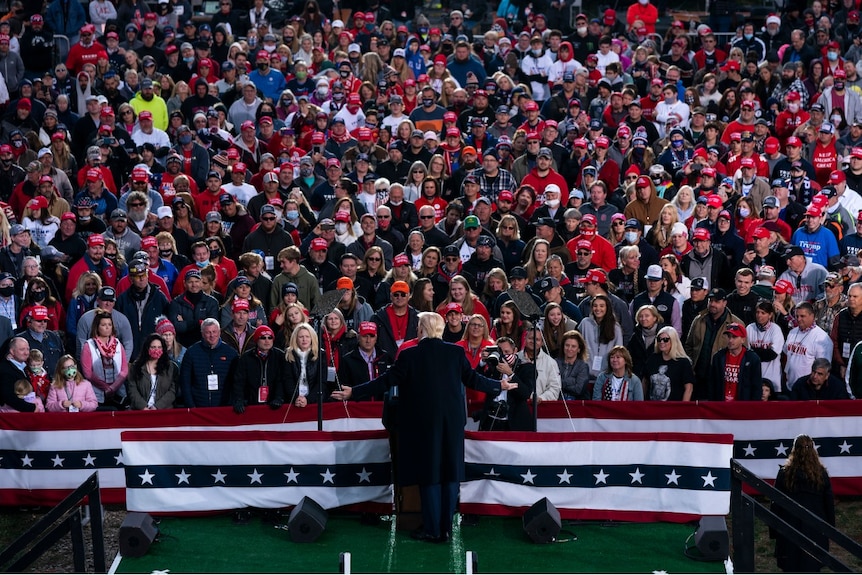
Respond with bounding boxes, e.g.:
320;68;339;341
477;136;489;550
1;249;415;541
116;513;727;574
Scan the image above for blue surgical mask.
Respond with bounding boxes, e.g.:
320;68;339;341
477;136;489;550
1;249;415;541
195;259;209;268
624;231;638;244
286;209;299;220
743;33;753;41
828;51;838;61
183;56;195;64
178;134;192;145
671;139;683;149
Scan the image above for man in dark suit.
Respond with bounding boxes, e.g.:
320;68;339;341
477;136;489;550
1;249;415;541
0;337;34;412
337;321;394;394
333;312;514;543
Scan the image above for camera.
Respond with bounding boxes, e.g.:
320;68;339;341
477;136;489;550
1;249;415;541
485;345;502;368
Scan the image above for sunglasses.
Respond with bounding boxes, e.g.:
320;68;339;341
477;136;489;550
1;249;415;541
613;221;625;226
258;335;274;340
262;216;277;221
577;250;591;256
392;292;407;297
367;257;382;262
657;337;671;343
420;215;435;219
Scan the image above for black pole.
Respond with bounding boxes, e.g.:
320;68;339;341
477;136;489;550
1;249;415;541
531;324;538;432
317;316;325;431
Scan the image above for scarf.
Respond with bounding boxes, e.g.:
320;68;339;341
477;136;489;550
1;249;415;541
601;374;629;401
641;324;658;351
95;336;118;358
323;325;346;370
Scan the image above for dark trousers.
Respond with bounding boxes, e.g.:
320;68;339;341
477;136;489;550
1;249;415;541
419;481;459;537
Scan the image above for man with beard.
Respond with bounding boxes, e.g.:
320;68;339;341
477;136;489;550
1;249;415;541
20;14;54;76
66;234;117;300
377;142;410;185
456;89;495;133
171;125;209;190
126;77;167;131
243;205;294;275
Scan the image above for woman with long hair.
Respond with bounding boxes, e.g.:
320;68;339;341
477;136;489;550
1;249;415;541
592;345;644;401
557;330;590;400
167;80;190;117
541;302;578;359
271;301;308;350
220;276;266;329
66;272;101;340
322;308;358;376
126;333;177;410
22;199;60;250
523;239;550;285
642;325;694;401
773;279;797;336
480;268;508;313
436;275;490;326
606;212;627;245
671;184;695;223
357;246;388;298
495;214;526;273
80;309;129;409
772;434;835;573
490;300;526;347
20;276;65;332
718;87;739;123
660;254;690;307
155;315;185;367
46;355;97;412
279;322;325;408
172;195;204;239
409;277;435;312
457;314;495;406
645;203;679;251
735;196;760;241
579;294;623;381
403;161;428;203
427;154;449;182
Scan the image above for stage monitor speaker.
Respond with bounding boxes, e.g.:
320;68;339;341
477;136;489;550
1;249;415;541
119;512;158;558
694;516;729;560
288;497;328;543
522;498;561;544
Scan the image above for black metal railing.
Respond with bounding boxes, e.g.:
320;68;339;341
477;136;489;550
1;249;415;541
730;458;862;573
0;472;106;573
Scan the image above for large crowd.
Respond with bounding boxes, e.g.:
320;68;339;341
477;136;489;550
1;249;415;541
0;0;860;425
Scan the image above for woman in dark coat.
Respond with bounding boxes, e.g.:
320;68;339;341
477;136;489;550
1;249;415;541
274;322;327;408
333;312;509;542
126;334;178;410
476;336;534;431
627;304;664;381
771;434;835;573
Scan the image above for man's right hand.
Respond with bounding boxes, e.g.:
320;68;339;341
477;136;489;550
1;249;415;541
331;386;353;401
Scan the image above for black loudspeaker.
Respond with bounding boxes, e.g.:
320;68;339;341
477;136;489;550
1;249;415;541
119;513;158;558
287;497;328;543
522;498;561;544
694;516;729;560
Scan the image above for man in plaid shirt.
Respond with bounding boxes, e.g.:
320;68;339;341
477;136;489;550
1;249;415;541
468;149;517;204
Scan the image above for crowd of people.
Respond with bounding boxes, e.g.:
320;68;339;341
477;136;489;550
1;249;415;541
0;0;861;422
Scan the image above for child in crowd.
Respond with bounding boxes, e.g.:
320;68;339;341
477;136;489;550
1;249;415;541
26;349;51;404
0;379;45;412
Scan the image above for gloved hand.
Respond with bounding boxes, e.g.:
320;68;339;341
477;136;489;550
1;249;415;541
233;401;246;414
269;398;284;410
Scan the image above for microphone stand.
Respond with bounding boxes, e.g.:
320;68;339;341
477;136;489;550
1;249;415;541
310;288;348;431
504;288;543;431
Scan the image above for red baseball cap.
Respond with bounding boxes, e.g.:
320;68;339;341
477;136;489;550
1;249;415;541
830;170;846;184
765;137;780;154
310;238;329;251
774;279;795;295
707;194;723;208
752;226;771;239
579;269;608;284
88;234;105;247
636;176;651;188
30;306;49;321
444;302;463;314
141;236;158;249
692;227;711;241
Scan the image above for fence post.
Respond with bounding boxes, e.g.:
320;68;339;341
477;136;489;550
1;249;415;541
731;462;755;573
69;509;86;573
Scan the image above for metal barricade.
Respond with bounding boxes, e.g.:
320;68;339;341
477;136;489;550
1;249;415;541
54;34;70;67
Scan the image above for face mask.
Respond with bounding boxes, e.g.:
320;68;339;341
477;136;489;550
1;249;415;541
0;285;13;297
349;55;360;63
183;56;195;64
624;231;638;244
652;176;662;185
835;82;845;91
577;26;587;34
664;96;674;104
149;347;163;359
332;91;344;101
63;367;77;379
339;69;350;78
300;166;313;177
832;115;843;125
263;44;276;53
0;158;11;167
365;23;373;31
671;139;683;149
791;174;803;184
422;97;435;108
532;48;542;56
419;27;428;35
828;51;838;61
739;207;750;218
257;62;268;70
29;365;43;374
78;214;91;222
11;140;23;148
195;259;209;268
685;95;695;104
389;198;402;206
788;103;799;113
744;33;753;41
316;87;327;98
580;229;595;239
160;249;173;259
504;353;517;366
178;134;192;145
335;222;348;233
638;0;648;4
209;248;222;259
31;290;46;302
545;198;560;208
286;209;299;220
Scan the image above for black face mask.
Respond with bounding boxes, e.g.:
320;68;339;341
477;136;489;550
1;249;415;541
31;290;46;302
160;249;173;259
209;248;222;259
0;286;14;297
257;62;268;70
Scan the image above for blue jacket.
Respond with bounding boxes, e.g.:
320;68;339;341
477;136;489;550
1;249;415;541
166;292;220;348
446;55;487;87
45;0;86;37
179;339;238;407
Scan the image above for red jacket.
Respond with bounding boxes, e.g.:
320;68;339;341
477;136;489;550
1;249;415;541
774;110;810;143
567;233;616;272
811;138;839;186
65;42;108;74
521;168;568;202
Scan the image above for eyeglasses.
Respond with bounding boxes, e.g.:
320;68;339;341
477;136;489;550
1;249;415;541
392;292;408;297
657;337;671;343
469;323;483;328
258;335;274;340
367;257;382;262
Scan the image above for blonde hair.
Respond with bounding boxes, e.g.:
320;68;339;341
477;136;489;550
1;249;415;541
287;322;319;362
418;311;444;339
